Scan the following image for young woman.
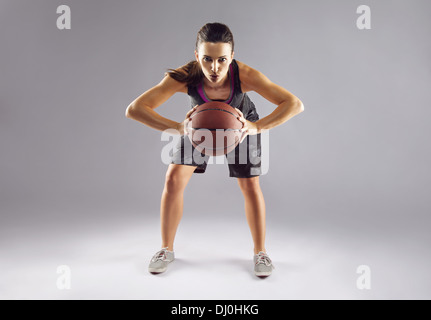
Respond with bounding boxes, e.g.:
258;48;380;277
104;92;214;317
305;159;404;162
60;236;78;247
125;22;304;277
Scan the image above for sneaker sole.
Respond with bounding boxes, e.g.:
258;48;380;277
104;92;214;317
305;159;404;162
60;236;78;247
255;271;272;277
148;267;167;274
148;260;174;274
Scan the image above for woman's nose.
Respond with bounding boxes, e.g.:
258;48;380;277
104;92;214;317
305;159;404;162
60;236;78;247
212;61;218;73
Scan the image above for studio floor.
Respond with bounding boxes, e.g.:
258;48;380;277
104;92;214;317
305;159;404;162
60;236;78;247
1;207;430;300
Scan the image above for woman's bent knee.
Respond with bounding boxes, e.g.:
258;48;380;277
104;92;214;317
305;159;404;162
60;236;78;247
164;164;196;193
237;176;261;193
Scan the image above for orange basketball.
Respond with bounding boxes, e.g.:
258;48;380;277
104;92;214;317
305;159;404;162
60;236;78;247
186;101;243;156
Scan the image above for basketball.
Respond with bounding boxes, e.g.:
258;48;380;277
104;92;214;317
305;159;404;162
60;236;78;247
186;101;244;156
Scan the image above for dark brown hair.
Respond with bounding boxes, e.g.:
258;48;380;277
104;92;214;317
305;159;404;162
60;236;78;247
166;22;234;87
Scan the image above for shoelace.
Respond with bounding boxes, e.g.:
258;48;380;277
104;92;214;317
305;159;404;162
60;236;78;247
255;252;275;268
151;247;169;262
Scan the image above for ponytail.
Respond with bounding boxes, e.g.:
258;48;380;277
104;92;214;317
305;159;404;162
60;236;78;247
166;60;204;87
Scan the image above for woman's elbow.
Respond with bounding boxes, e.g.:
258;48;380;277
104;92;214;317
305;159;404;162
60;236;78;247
296;99;305;112
125;104;136;119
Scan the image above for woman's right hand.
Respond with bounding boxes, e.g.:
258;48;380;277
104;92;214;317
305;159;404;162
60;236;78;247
177;104;199;135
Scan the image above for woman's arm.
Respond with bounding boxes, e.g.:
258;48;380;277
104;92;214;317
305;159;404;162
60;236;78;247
125;73;188;133
237;61;304;134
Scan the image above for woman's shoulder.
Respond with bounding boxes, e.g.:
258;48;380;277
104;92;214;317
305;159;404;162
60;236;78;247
234;59;253;72
234;59;255;93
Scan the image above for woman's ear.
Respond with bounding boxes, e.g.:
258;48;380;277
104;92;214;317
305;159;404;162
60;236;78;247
194;50;199;62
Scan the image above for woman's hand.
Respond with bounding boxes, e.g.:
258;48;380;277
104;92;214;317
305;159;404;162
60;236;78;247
235;108;259;143
177;104;199;135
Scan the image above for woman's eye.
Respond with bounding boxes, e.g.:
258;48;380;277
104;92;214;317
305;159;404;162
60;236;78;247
203;57;226;62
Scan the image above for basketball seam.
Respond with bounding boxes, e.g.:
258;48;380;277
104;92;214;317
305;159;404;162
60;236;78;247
189;104;242;155
191;108;239;118
190;128;241;131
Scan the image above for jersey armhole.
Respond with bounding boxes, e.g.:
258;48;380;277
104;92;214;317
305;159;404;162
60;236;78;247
233;59;243;94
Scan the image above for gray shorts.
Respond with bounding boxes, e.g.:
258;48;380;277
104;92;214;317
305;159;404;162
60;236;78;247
170;133;262;178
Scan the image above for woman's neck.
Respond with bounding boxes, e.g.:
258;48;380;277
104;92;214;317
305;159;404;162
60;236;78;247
203;71;230;90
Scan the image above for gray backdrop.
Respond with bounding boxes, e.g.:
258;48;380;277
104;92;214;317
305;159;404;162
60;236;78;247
1;0;430;299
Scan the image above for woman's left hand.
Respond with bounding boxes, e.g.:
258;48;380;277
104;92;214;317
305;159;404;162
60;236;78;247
235;108;259;144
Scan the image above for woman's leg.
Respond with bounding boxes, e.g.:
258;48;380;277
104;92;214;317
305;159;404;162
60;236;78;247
237;176;266;254
160;163;197;251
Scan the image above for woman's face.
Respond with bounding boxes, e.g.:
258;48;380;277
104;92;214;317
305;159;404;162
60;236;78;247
195;42;234;85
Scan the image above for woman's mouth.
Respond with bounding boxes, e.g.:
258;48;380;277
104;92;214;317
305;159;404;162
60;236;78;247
210;75;219;80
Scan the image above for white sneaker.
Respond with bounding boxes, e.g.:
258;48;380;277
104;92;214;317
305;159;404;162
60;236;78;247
148;247;175;274
254;251;274;277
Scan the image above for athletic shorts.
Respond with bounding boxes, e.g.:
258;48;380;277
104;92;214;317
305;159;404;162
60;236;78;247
170;132;262;178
